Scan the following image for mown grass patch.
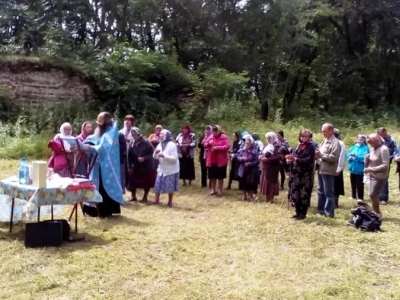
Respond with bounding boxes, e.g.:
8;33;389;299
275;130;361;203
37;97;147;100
0;157;400;299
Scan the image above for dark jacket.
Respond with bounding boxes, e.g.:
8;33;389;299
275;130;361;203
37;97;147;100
119;133;127;164
198;134;207;162
128;136;154;173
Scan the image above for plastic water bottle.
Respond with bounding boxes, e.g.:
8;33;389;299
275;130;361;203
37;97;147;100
19;157;28;184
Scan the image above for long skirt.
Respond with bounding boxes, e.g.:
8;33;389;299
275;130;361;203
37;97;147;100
334;171;345;196
238;172;258;192
82;169;121;218
260;169;279;198
154;173;180;194
129;169;157;190
179;157;195;180
229;159;240;182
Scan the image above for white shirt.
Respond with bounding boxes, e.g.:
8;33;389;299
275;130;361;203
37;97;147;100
153;141;180;176
337;140;346;172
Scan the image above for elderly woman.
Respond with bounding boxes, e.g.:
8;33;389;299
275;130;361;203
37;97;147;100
226;131;241;190
237;137;260;201
360;134;390;217
48;122;75;178
198;125;212;188
151;129;180;207
148;124;163;148
128;127;156;203
203;125;231;197
176;124;196;186
259;132;281;202
346;135;369;201
286;129;315;220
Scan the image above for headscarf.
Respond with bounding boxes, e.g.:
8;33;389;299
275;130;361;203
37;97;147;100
55;122;73;139
243;136;256;149
357;134;366;145
131;127;142;144
161;129;172;143
242;133;254;143
182;124;191;137
263;132;277;154
131;127;142;136
77;121;91;142
54;122;73;151
205;125;212;137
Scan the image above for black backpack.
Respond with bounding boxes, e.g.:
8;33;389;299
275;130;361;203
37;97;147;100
348;206;382;232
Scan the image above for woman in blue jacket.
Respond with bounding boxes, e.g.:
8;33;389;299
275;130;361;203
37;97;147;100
346;135;369;201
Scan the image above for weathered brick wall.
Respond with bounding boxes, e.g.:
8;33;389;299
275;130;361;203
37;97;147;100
0;67;93;103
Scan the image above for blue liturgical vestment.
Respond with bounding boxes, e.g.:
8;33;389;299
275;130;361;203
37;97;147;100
82;121;125;205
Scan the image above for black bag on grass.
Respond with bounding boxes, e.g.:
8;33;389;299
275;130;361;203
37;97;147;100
348;206;381;232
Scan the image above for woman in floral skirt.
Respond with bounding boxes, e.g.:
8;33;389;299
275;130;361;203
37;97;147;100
151;129;180;207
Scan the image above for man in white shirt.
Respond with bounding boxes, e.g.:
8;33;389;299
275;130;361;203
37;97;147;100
333;128;346;208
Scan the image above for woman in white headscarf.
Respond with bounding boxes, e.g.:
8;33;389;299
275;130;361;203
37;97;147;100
259;132;281;202
151;129;180;207
49;122;75;177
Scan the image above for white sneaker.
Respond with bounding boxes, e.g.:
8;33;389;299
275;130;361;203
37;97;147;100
375;212;382;218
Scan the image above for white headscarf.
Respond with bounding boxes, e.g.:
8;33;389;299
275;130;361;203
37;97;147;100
262;132;277;154
55;122;73;139
54;122;74;150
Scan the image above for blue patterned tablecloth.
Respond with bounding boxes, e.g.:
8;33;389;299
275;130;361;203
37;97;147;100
0;177;103;221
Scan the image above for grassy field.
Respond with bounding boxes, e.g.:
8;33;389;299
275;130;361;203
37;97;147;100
1;157;400;300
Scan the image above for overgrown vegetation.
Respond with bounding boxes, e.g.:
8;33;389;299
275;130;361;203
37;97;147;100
1;0;400;129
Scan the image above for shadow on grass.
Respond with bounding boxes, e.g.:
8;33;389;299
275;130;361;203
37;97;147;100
0;224;114;251
0;215;149;249
95;214;150;229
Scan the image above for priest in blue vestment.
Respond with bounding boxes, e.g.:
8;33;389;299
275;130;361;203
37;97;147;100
81;112;126;218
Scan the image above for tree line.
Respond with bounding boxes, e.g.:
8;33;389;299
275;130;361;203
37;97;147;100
1;0;399;125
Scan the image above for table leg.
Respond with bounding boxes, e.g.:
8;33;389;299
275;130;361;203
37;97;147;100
9;197;15;233
37;207;41;222
68;204;77;221
74;203;78;233
51;205;54;220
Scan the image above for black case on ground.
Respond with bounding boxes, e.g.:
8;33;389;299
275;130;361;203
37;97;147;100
24;221;63;248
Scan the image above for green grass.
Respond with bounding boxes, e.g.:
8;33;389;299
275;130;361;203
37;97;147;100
1;157;400;300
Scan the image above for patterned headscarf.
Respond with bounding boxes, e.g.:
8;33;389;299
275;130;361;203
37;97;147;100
131;127;142;136
161;129;172;142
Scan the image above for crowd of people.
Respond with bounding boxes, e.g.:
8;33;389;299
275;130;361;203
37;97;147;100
48;112;397;221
